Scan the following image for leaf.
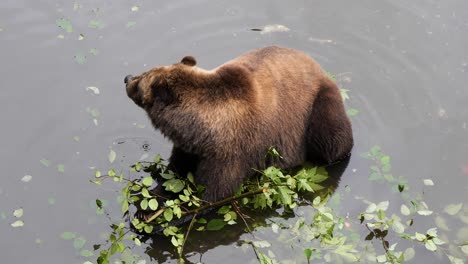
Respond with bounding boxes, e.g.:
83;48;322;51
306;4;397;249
414;232;426;242
89;48;99;55
376;201;389;211
217;206;231;215
366;203;377;213
423;179;434;186
140;199;148;210
80;249;94;257
131;6;139;11
170;236;179;247
78;33;84;40
304;248;312;263
160;173;174;180
134;238;141;246
73;237;86;249
164;208;173;222
57;164;65;173
13;208;23;218
444;203;463;216
96;199;103;209
417;210;433;216
252;240;271;248
257;24;290;34
347;108;360;116
425;240;437;251
427;227;438;237
380;155;390;165
448;255;464;264
162;179;185;193
141;188;151;198
435;215;450;231
40;159;51;167
86;86;100;95
61;232;76;240
11;220;24;227
108;150;116;163
398;184;405;192
376;254;387;263
340;89;350;101
401;204;411;216
206;219;225;231
21;175;32;182
48;197;56;205
75;53;86;64
121;200;129;214
88;20;104;29
403;247;415;261
392;221;405;234
56;18;73;33
148;199;158;210
142;177;153;187
460;244;468;254
277;186;294;205
126;21;137;29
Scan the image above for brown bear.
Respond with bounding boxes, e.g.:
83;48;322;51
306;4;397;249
125;46;353;202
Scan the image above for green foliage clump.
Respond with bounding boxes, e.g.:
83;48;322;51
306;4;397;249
92;153;329;263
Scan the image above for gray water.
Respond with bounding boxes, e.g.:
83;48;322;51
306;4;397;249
1;0;467;263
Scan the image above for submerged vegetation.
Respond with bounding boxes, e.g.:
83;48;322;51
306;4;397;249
88;146;467;264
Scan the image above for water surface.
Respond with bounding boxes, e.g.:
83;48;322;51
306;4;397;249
1;0;467;263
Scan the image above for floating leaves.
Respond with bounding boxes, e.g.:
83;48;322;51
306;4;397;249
251;24;290;34
40;159;51;167
73;237;86;249
206;219;225;231
13;208;23;218
61;231;76;240
131;6;140;12
444;203;463;216
48;197;56;205
340;89;350;101
57;164;65;173
89;48;99;56
347;108;360;116
75;53;86;64
21;175;32;183
86;86;100;95
126;21;137;29
56;18;73;33
11;220;24;228
88;20;104;29
400;204;411;216
423;179;434;186
108;149;116;164
86;107;100;125
11;208;24;227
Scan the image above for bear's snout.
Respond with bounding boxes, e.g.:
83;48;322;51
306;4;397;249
124;75;134;84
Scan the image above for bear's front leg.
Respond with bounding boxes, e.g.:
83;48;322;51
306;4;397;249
195;157;248;202
168;147;199;178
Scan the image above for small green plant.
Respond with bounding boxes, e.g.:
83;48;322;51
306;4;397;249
91;152;330;263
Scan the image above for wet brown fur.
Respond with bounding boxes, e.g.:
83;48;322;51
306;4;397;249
126;46;353;202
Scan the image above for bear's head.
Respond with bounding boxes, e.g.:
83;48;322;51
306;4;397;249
124;56;197;110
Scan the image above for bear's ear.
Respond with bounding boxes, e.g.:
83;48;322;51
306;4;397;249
181;56;197;66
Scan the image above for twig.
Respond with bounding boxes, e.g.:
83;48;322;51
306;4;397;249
145;188;266;225
180;213;198;257
231;201;252;234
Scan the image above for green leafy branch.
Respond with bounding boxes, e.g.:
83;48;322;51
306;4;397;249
91;153;330;263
